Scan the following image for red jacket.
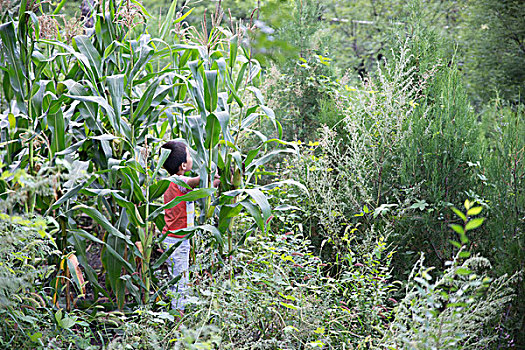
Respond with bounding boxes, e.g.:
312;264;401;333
162;177;194;238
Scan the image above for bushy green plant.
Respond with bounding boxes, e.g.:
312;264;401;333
282;38;430;255
475;101;525;344
477;102;525;270
176;207;397;349
383;202;519;349
260;0;340;141
394;33;481;272
0;213;56;347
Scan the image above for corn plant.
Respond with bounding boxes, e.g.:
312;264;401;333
1;0;298;309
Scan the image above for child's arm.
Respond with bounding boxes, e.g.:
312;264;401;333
184;176;200;189
180;174;220;189
213;173;220;188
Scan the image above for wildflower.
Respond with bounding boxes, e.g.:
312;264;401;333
409;100;419;108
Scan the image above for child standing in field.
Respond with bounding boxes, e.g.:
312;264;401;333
160;141;218;313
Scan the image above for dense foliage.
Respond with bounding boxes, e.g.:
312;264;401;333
0;0;523;349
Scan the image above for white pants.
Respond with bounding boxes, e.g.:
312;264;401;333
162;236;190;311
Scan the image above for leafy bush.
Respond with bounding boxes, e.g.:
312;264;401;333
260;0;340;142
476;101;525;343
383;203;519;349
178;225;396;349
394;33;481;272
282;38;433;255
0;213;56;347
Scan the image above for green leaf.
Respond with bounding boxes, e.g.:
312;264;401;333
222;188;271;224
55;309;62;323
126;36;154;85
188;79;206;114
0;22;26;108
245;148;296;180
103;41;121;60
104;227;128;309
259;179;309;195
459;251;471;258
149;180;169;202
74;205;135;250
234;62;248;91
151;148;171;185
467;206;482;216
410;200;428;211
130;0;152;17
165;175;192;190
59;316;76;330
73;35;102;79
451;207;467;222
106;75;124;131
280;302;298;310
71;229;135;275
238;200;263;230
229;35;238;70
65;94;118;134
247;86;265;105
218;203;243;233
205;113;221;149
48;110;66;156
47;176;96;214
449;240;462;249
3;74;14;103
245;148;260;168
244;189;272;222
465;218;484;231
133;77;164;126
187;115;206;160
29;332;42;342
449;224;464;235
152;235;190;270
215;111;234;144
203;70;218;112
278;292;296;301
455;267;471;276
148;188;216;220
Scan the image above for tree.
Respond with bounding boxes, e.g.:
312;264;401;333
462;0;525;105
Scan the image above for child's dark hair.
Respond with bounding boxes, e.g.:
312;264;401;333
161;141;187;175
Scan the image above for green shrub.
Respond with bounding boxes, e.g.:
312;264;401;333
394;34;481;273
0;213;55;347
476;101;525;344
384;253;518;349
171;223;396;349
383;204;519;349
282;38;431;255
